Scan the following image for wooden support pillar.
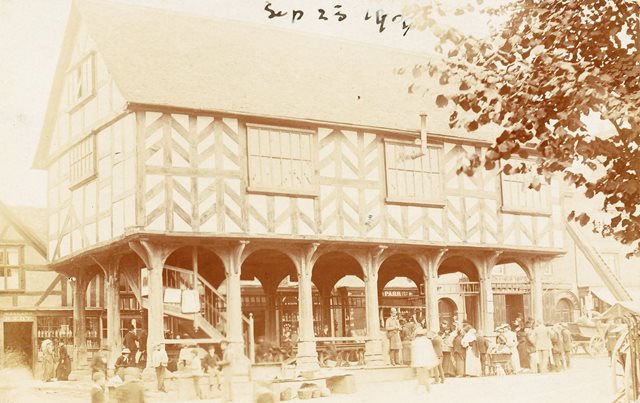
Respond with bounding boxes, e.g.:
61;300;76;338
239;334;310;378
224;241;249;360
479;252;501;335
418;249;446;333
72;270;91;371
264;291;278;345
129;240;176;368
363;246;387;366
294;243;320;371
105;263;122;365
92;255;122;366
530;258;545;323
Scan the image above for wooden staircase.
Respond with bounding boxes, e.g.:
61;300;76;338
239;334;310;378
140;265;255;360
566;220;632;301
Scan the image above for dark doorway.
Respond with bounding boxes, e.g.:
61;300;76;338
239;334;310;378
464;295;479;328
438;298;457;326
505;295;525;325
4;321;33;369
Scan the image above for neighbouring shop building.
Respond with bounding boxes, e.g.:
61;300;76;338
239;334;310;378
20;0;639;373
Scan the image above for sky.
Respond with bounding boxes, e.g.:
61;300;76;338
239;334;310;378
0;0;614;209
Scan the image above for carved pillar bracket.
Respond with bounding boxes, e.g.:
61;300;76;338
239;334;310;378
416;248;447;332
128;240;177;368
293;243;320;371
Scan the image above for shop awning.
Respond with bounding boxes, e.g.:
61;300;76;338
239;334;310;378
602;301;640;319
590;287;617;305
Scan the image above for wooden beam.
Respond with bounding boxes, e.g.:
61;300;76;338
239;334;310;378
34;275;62;307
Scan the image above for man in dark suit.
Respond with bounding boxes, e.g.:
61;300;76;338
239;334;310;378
428;330;445;383
476;331;490;376
123;328;139;364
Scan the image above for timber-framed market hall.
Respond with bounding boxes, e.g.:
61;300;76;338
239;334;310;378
7;0;628;377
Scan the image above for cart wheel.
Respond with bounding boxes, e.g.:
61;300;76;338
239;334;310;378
587;336;605;357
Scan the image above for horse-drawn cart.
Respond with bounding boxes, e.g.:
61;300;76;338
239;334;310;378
567;320;607;357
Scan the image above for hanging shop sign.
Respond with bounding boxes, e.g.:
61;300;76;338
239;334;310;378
181;289;201;314
164;287;181;304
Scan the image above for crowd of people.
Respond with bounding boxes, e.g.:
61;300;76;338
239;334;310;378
385;311;576;393
89;338;235;403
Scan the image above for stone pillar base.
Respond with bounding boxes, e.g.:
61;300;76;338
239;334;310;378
227;341;251;376
364;339;385;366
295;340;319;371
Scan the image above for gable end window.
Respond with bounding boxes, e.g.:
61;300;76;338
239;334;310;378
384;140;444;206
246;124;317;196
68;53;95;109
69;135;97;188
0;246;23;292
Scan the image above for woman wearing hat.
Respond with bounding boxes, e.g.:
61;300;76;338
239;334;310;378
41;339;55;382
461;324;481;377
115;348;132;381
411;327;439;392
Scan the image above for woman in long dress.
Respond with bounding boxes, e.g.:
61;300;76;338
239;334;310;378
503;324;521;373
461;326;481;377
56;343;71;381
411;327;439;392
41;339;55;382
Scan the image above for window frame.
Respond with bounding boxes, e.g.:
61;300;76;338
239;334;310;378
67;52;96;112
0;245;25;292
499;159;552;216
383;138;445;207
245;123;319;198
68;134;97;190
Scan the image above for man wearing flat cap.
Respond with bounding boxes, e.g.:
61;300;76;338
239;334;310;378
385;308;402;366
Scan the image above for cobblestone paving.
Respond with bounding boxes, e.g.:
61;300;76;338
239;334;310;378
1;356;614;403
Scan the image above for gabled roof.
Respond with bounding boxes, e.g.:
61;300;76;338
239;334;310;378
34;0;495;168
0;201;48;258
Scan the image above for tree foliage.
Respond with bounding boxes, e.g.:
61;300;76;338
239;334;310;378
403;0;640;255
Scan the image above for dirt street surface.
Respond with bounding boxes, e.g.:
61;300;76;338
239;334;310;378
1;356;614;403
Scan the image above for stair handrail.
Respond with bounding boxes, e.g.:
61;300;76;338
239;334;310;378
162;264;255;359
565;220;632;301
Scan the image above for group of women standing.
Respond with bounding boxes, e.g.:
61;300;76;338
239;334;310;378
41;338;71;382
439;322;483;377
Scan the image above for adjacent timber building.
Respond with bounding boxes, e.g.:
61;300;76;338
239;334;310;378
22;0;638;373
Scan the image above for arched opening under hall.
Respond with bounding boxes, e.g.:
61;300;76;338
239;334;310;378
438;297;458;327
311;251;365;339
491;260;531;327
437;256;480;328
239;249;297;353
162;246;226;340
378;254;425;328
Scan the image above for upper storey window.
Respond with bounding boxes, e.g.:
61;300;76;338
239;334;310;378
69;135;96;188
246;124;317;196
384;140;444;206
0;246;23;291
68;53;95;109
500;160;551;215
